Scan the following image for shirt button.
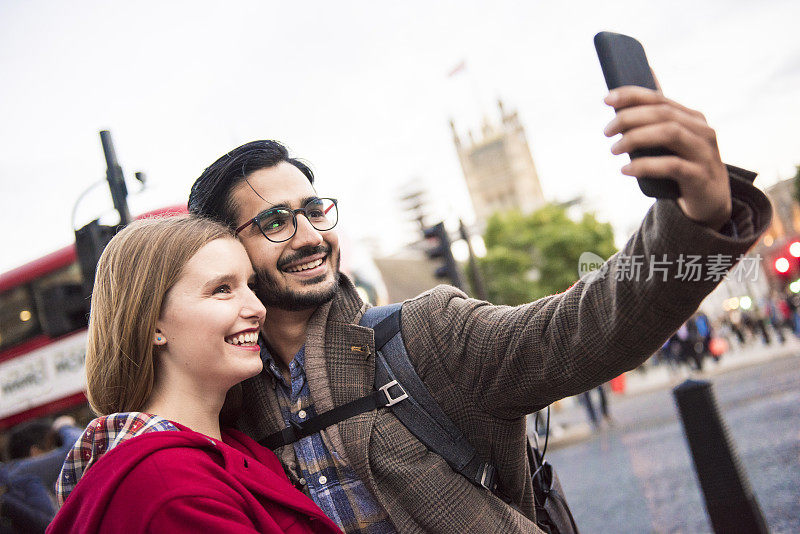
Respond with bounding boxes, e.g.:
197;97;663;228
318;475;327;485
299;477;306;486
298;410;307;419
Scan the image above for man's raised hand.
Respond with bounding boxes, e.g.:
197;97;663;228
603;86;732;231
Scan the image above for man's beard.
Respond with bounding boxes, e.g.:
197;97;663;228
254;245;341;311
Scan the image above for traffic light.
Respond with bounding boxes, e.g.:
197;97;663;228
38;281;89;336
423;222;465;290
774;256;790;275
73;131;133;296
770;238;800;291
75;219;117;296
789;240;800;258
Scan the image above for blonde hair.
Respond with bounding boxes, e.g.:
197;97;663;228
86;215;234;415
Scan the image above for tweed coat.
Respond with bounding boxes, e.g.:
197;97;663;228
234;167;771;533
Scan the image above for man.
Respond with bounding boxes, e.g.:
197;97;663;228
189;86;771;533
3;416;83;490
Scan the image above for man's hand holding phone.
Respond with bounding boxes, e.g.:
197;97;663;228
603;86;732;231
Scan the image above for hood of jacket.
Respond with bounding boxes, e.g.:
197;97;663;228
55;412;178;505
49;419;341;534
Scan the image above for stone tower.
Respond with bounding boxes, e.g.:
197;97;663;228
451;99;545;226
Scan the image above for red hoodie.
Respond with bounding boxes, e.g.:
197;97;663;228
48;414;341;533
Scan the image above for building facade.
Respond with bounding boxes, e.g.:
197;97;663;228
700;175;798;319
450;100;545;227
760;177;800;248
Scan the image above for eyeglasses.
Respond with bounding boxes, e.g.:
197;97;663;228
235;197;338;243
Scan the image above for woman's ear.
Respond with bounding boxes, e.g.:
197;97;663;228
154;329;167;346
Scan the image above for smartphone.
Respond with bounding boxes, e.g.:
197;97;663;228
594;31;680;199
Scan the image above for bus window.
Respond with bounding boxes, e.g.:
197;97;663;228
0;285;42;351
33;262;82;292
31;263;87;338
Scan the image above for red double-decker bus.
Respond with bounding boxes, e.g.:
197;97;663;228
0;243;87;430
0;206;187;431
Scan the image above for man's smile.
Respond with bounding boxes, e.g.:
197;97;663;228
282;254;326;273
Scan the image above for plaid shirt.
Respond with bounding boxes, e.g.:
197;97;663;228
263;345;395;534
55;412;178;505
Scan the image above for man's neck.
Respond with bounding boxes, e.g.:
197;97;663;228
262;306;317;371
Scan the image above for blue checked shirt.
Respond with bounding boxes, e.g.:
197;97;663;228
263;345;396;534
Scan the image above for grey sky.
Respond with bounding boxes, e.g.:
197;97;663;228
1;0;798;272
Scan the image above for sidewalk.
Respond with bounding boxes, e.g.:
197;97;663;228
535;338;800;449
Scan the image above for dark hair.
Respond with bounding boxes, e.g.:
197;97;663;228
7;420;51;459
188;140;314;229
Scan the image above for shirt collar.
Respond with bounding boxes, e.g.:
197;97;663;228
261;343;306;389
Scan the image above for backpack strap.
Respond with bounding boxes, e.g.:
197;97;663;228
258;305;409;450
362;305;502;495
259;383;407;449
259;304;502;496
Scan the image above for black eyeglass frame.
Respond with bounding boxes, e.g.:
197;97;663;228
234;197;338;243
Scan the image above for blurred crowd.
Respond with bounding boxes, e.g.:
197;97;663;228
0;416;82;533
656;290;800;373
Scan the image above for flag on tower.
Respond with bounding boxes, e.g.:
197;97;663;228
447;60;466;78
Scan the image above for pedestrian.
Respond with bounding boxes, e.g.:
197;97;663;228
187;85;772;532
694;312;713;354
766;291;794;343
782;292;800;335
0;471;54;534
742;311;769;345
1;416;83;533
668;322;703;371
777;294;794;334
726;310;747;346
580;384;613;430
2;416;82;495
686;316;707;371
47;217;340;534
655;338;682;374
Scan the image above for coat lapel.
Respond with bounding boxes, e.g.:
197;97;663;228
236;367;285;444
236;363;308;484
304;276;383;498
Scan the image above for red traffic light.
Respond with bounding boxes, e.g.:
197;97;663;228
775;257;790;273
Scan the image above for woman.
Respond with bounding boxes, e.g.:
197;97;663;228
48;216;340;534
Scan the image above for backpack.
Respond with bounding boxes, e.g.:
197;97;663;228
260;304;578;534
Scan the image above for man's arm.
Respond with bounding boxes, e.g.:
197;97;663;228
402;180;768;419
401;89;771;419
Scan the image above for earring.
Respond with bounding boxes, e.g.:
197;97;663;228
156;336;163;342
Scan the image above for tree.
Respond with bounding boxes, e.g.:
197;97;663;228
478;204;617;305
792;164;800;205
